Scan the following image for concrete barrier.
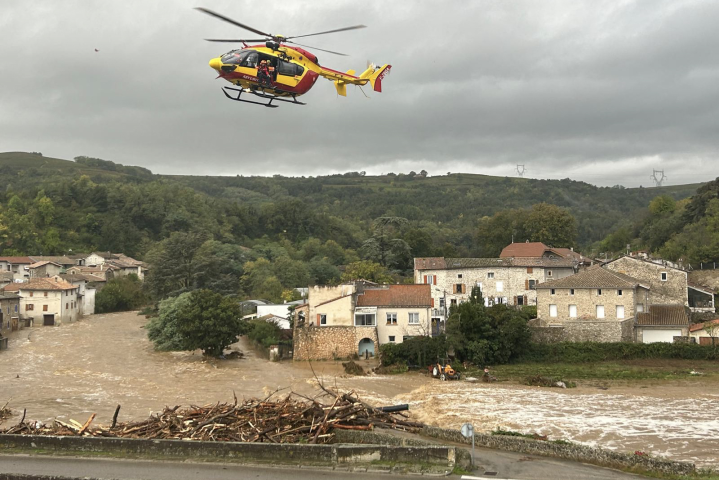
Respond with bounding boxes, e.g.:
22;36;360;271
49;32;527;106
0;434;456;468
421;426;695;476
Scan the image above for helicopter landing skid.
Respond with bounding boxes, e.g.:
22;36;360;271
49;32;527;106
221;87;306;107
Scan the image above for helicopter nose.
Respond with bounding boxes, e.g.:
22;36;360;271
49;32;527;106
209;57;221;70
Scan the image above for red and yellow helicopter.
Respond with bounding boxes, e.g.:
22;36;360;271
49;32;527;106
197;8;391;108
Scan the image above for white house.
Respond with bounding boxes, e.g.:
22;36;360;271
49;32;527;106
15;277;81;326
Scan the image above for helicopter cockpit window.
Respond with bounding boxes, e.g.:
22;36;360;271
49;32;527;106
221;50;246;65
278;60;304;77
241;51;259;68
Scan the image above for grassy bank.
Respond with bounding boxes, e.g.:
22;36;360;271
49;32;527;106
465;359;719;383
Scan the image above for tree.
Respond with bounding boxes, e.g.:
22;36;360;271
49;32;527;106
148;289;247;357
524;203;577;247
144;232;208;299
649;195;677;216
341;260;393;283
308;258;341;284
361;216;411;269
95;274;148;313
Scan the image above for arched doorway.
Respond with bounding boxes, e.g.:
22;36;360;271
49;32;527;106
358;338;375;357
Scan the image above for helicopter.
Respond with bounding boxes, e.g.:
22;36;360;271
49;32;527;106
196;8;391;108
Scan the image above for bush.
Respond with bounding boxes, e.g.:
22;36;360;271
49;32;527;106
95;274;147;313
517;341;719;363
246;319;283;349
379;335;448;368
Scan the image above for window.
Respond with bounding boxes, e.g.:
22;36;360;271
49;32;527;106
425;274;435;285
597;289;602;296
386;313;397;325
527;267;533;274
450;299;457;306
408;312;419;324
637;303;644;313
617;289;623;296
516;296;524;306
66;303;69;310
43;305;48;312
14;305;17;312
388;336;396;343
549;304;557;317
528;280;536;290
354;313;376;326
569;305;577;318
29;291;33;297
457;274;463;279
661;272;668;281
241;51;259;68
319;314;327;325
596;305;605;318
570;288;575;296
278;59;304;76
616;305;625;319
26;304;34;311
44;292;48;297
487;272;494;279
550;288;556;295
547;270;553;277
454;284;464;294
496;281;504;292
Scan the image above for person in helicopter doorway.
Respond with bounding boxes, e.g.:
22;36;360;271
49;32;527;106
257;59;273;87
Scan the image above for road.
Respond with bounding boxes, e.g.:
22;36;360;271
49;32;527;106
0;453;643;480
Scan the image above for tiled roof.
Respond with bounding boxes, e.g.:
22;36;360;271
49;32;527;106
59;273;105;283
0;291;20;299
690;318;719;332
19;277;76;291
552;248;592;264
28;261;62;269
356;284;431;307
2;283;20;292
636;305;690;326
604;255;688;273
92;251;118;259
29;256;76;266
536;266;644;289
500;242;551;258
0;257;33;264
0;271;14;281
415;257;575;270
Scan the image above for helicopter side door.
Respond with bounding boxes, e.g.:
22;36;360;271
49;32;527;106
275;59;304;88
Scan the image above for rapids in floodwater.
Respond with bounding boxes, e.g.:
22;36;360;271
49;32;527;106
1;311;717;466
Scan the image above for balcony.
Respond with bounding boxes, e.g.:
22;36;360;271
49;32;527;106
431;307;446;318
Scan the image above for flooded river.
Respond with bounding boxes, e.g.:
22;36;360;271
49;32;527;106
1;311;718;466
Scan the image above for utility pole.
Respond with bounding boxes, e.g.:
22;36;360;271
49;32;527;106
516;164;525;178
650;170;666;187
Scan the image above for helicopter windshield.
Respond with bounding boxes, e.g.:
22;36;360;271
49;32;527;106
221;50;247;65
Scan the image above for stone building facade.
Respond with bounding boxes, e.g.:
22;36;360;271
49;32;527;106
293;326;379;361
604;256;688;306
534;266;650;343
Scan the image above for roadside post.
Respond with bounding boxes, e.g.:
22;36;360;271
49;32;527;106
460;422;474;467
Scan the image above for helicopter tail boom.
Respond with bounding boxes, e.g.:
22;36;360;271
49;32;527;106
320;64;391;96
368;64;391;92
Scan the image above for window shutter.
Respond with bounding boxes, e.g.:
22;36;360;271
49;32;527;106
431;298;435;307
424;275;428;284
525;279;529;290
513;296;518;305
316;314;321;326
434;276;437;285
524;295;528;305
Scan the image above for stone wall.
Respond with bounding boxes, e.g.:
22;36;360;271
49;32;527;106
293;325;378;361
537;286;646;322
530;318;634;343
420;426;695;476
606;257;688;305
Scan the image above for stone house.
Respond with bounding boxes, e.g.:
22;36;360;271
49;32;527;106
293;282;432;361
604;256;714;312
0;272;14;289
414;256;575;332
689;319;719;345
28;261;63;278
635;305;690;343
57;274;98;316
534;266;650;342
0;256;32;281
9;277;81;326
500;241;594;268
28;256;76;269
0;292;20;334
65;265;116;281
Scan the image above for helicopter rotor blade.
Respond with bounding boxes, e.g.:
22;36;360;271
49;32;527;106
195;8;270;37
287;25;366;40
204;39;268;43
286;41;349;56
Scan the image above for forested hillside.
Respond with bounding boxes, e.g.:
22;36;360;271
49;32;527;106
0;151;709;300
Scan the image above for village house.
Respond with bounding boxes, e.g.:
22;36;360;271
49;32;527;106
414;255;576;332
500;241;594;268
293;282;432;360
635;305;691;343
0;272;14;289
604;256;715;312
4;277;81;326
0;292;20;335
0;256;32;281
28;256;76;269
84;252;147;280
28;261;63;278
533;266;650;342
689;319;719;345
65;265;116;281
57;274;100;316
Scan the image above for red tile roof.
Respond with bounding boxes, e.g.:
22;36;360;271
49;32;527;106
356;284;431;307
18;277;76;291
689;318;719;333
2;283;21;292
499;242;551;258
0;257;33;264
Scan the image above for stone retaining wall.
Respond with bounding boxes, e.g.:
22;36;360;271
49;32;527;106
530;318;634;343
293;326;378;361
421;426;695;476
0;434;455;468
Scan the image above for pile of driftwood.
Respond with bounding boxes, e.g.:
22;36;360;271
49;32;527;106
0;401;12;423
0;390;422;444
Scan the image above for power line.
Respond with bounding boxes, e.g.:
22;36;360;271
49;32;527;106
650;169;666;187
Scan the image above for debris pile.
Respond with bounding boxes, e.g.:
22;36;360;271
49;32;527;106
0;401;13;423
342;360;365;375
525;375;575;388
0;391;424;444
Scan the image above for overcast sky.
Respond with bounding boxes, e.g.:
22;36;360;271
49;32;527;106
1;0;718;187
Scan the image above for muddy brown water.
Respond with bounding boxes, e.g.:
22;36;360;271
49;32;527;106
1;311;718;467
